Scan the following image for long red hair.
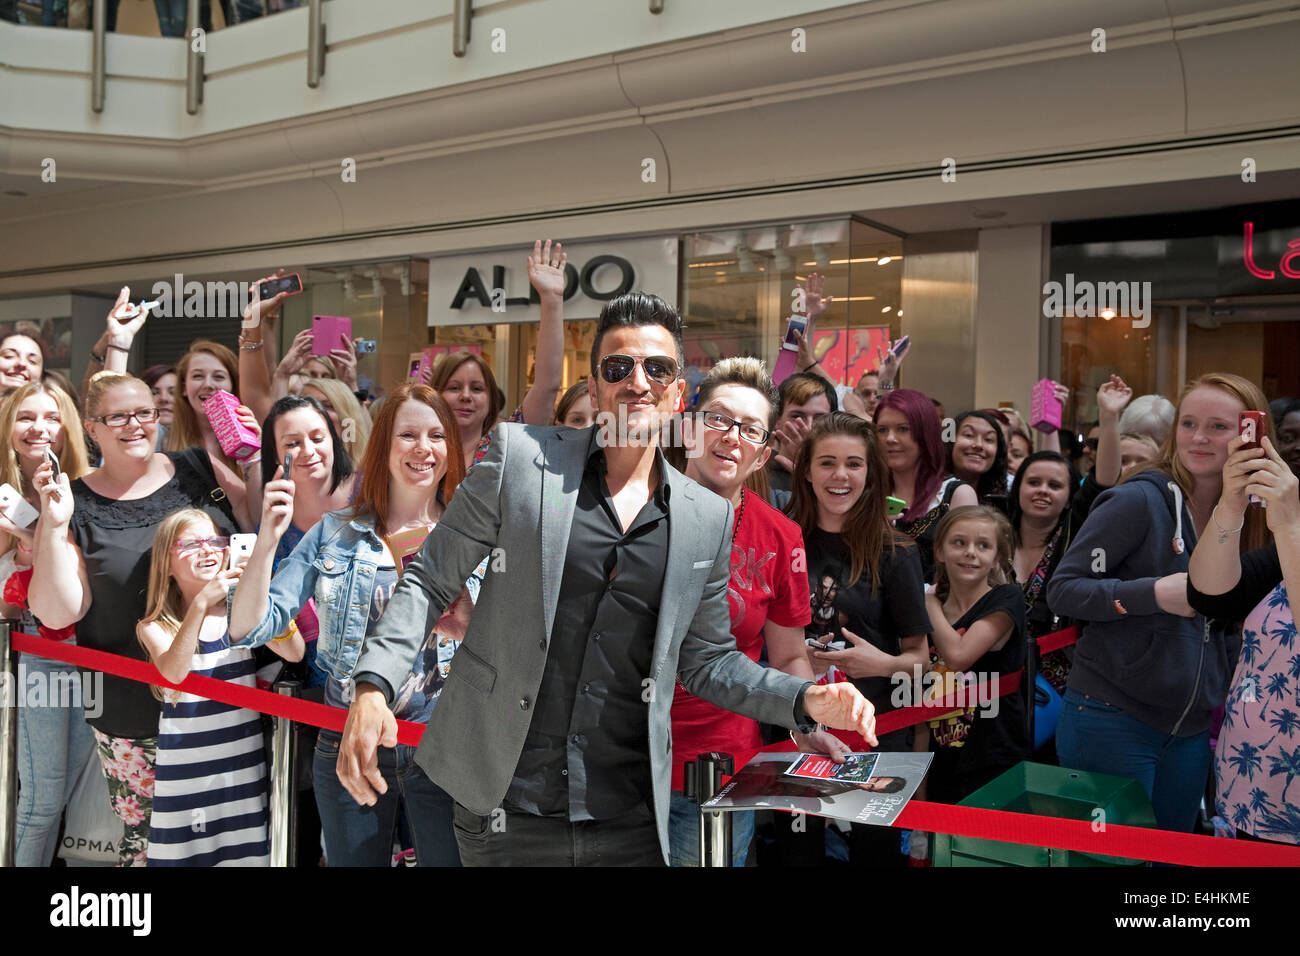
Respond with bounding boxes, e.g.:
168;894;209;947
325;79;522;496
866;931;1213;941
352;384;465;536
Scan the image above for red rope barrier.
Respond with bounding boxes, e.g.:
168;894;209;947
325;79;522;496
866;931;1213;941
20;624;1295;866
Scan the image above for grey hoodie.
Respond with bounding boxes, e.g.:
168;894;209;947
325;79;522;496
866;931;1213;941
1046;470;1238;737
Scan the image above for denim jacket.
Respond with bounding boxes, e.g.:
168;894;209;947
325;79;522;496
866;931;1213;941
234;510;389;683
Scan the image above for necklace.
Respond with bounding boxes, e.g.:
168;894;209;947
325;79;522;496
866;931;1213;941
733;487;746;540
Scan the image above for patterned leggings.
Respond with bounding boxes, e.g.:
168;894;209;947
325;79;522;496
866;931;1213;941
91;730;157;868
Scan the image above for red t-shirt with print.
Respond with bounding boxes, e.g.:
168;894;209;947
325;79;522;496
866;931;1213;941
670;491;811;790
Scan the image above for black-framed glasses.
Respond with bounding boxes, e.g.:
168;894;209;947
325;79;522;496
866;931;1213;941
174;536;230;554
91;407;161;428
598;354;678;387
701;410;770;445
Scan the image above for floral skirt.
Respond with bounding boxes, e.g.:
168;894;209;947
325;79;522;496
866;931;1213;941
91;729;157;867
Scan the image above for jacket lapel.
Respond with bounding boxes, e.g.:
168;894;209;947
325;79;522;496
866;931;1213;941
653;464;698;679
539;426;588;639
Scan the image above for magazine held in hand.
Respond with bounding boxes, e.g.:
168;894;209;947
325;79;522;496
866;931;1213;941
703;751;934;827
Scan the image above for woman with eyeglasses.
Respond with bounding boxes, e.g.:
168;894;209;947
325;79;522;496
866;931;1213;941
28;371;250;866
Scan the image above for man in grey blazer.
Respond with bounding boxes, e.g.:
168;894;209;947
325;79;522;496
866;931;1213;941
338;292;877;865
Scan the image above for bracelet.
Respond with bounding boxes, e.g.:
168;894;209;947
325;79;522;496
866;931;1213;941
239;337;265;352
879;383;896;392
106;344;131;354
1212;504;1245;544
239;457;262;473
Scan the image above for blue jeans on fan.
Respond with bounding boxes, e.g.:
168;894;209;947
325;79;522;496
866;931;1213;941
152;0;186;35
312;728;461;867
668;790;753;867
1057;688;1210;833
15;651;96;867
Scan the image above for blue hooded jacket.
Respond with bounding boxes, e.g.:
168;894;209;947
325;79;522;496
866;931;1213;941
1046;469;1239;736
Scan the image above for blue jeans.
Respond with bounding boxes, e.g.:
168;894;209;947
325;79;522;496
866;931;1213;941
668;791;753;867
1057;689;1210;833
312;728;460;867
15;651;96;867
152;0;186;36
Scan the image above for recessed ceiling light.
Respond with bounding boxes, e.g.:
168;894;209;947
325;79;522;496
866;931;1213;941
881;306;892;313
877;257;892;265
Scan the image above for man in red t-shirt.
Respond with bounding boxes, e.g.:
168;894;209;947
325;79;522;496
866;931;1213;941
669;357;844;867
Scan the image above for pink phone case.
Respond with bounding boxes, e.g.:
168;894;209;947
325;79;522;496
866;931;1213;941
312;315;352;356
1029;378;1063;433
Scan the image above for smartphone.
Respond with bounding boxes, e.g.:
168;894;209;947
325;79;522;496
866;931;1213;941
355;339;377;355
281;452;293;480
118;299;160;319
891;334;911;357
1240;410;1267;508
312;315;352;356
259;273;303;301
44;446;61;480
782;315;808;352
805;637;831;649
228;533;256;569
886;495;907;516
0;483;39;530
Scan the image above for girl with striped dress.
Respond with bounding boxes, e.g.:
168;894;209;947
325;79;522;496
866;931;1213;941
137;508;304;865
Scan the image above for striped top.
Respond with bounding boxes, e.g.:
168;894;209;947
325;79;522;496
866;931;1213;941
147;631;270;867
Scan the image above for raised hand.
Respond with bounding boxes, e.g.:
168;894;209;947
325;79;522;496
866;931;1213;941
242;272;291;331
198;565;244;611
1096;374;1132;418
1244;437;1300;533
276;329;315;379
328;333;359;390
878;337;911;385
106;286;150;349
259;477;295;542
33;459;73;527
527;239;567;300
805;272;832;322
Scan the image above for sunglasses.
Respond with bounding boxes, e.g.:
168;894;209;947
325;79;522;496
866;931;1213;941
598;354;678;387
174;536;230;554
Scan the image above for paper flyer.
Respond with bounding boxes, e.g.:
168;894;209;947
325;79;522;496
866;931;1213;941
704;750;934;827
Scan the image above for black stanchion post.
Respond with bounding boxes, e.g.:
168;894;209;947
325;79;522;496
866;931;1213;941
269;680;302;867
694;751;734;867
0;621;16;867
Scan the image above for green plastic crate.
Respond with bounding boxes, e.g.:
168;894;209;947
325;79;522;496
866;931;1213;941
932;761;1157;867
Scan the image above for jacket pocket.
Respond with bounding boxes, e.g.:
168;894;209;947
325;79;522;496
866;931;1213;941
448;644;496;697
311;553;355;680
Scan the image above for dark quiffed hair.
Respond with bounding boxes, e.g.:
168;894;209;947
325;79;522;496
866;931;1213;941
589;292;685;375
1006;451;1075;546
260;394;353;493
777;372;839;417
949;409;1009;506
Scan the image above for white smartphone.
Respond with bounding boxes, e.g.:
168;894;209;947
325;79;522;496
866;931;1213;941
228;533;256;569
0;483;39;530
782;315;808;352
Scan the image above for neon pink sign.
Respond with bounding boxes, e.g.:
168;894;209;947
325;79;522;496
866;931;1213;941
1243;221;1300;280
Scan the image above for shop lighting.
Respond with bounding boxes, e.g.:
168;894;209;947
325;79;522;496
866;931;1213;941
689;260;737;268
881;305;892;313
878;257;893;265
801;256;883;266
1101;308;1116;320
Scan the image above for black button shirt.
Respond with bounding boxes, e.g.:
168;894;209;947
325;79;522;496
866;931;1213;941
504;433;671;820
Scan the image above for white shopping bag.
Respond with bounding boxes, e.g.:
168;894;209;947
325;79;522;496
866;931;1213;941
58;746;120;865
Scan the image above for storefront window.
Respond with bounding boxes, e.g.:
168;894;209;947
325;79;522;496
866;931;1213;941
681;219;903;405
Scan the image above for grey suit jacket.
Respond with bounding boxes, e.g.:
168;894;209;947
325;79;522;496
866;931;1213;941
353;421;809;862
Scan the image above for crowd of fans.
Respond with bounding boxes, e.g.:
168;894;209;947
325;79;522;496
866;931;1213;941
1;245;1295;866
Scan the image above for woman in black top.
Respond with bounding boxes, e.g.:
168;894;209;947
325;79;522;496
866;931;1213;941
948;410;1010;512
30;371;246;866
781;412;930;865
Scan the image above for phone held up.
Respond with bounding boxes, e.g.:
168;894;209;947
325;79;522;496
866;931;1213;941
0;483;39;530
259;273;303;301
1239;410;1267;508
228;533;256;570
782;315;808;352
